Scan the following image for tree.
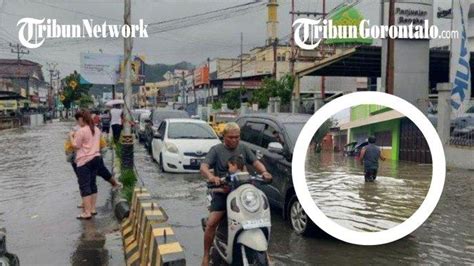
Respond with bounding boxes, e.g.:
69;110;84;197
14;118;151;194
223;87;246;110
60;71;92;118
251;74;294;109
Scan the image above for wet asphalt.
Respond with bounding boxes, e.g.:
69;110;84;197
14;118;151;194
0;122;123;265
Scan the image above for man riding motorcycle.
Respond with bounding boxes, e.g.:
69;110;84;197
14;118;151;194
200;122;272;266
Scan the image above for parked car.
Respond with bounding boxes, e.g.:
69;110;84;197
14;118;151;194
143;109;190;152
235;113;320;236
131;109;150;136
136;111;151;142
151;118;221;173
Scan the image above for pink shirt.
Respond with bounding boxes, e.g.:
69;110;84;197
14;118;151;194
73;126;101;167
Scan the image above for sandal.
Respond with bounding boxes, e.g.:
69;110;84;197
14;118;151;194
76;214;92;220
92;212;98;216
77;204;84;208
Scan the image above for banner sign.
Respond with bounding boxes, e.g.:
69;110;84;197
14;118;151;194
450;0;471;117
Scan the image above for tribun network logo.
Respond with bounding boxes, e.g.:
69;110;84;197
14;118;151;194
17;18;149;49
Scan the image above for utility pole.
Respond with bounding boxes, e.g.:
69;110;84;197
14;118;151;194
385;0;395;94
47;62;59;112
10;43;29;62
289;0;295;76
208;57;212;103
321;0;326;100
239;32;243;105
122;0;134;169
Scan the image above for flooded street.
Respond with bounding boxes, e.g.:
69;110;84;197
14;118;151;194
305;152;432;232
0;122;123;265
135;142;473;265
0;123;472;265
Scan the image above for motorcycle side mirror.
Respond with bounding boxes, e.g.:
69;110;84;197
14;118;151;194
153;132;162;139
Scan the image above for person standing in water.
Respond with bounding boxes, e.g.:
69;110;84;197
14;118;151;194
359;136;386;182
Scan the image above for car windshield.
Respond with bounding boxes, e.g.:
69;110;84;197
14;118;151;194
153;111;189;124
283;122;306;150
168;122;217;139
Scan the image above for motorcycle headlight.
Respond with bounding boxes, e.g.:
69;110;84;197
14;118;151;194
165;142;179;153
240;189;260;213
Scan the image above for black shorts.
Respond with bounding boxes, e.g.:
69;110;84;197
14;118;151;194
76;156;101;197
210;192;227;212
97;157;112;181
102;126;110;133
365;168;378;182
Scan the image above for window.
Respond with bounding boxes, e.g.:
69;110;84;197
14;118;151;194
261;123;283;149
241;121;265;146
167;122;217;139
158;121;166;137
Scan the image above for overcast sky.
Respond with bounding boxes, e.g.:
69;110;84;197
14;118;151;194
0;0;453;78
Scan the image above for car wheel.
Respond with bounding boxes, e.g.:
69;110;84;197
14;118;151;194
159;154;166;173
288;195;317;236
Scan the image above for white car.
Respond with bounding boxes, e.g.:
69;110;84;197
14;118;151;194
151;118;221;173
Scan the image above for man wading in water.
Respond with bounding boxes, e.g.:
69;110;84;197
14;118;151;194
359;136;386;182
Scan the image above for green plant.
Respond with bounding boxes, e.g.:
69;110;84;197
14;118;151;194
212;100;222;110
223;87;246;109
251;74;294;109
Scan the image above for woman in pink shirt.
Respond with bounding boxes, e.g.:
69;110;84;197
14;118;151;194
69;110;101;219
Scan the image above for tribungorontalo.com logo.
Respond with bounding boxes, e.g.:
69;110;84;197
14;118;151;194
293;18;459;50
17;18;149;49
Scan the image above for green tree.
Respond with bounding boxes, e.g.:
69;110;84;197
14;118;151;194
78;93;94;108
251;74;294;109
224;87;246;110
60;71;92;118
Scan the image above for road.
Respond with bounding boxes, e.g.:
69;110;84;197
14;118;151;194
0;122;123;265
0;122;471;265
134;141;474;265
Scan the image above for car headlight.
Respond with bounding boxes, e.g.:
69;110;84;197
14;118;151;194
240;189;260;213
165;142;179;153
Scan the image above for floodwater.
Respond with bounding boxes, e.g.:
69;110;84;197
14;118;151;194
0;122;123;265
135;141;474;265
306;152;432;232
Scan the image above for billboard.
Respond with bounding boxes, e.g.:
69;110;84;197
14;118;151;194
80;53;121;85
194;65;209;86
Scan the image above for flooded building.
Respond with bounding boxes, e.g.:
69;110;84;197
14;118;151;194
340;105;432;163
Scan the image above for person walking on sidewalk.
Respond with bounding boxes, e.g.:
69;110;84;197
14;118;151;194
359;136;386;182
70;109;102;220
110;105;123;144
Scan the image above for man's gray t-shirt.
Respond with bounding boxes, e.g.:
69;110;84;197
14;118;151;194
363;143;381;170
203;143;257;177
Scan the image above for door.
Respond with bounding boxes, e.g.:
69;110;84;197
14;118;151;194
399;118;431;163
152;121;166;160
258;121;290;209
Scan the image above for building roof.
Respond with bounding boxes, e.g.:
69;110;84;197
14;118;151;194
0;59;44;81
296;46;474;90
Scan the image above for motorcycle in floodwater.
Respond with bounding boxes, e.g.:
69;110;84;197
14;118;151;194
201;172;271;266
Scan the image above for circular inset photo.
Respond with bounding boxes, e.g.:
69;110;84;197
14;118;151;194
292;92;446;245
306;104;432;232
